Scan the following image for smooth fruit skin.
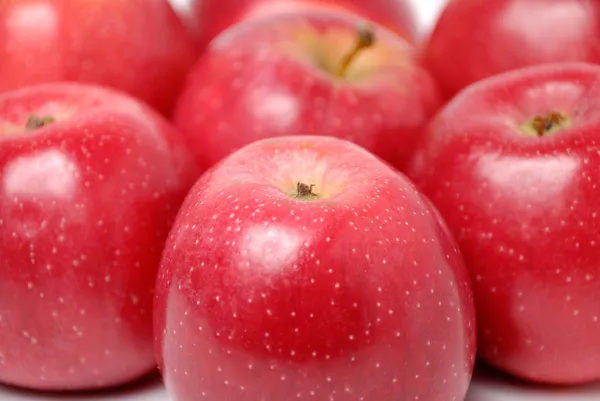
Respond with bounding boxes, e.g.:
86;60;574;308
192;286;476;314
173;11;441;172
154;135;476;401
423;0;600;99
406;62;600;384
0;0;197;115
189;0;417;49
0;83;199;390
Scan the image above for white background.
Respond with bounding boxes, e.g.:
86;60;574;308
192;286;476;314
1;0;600;400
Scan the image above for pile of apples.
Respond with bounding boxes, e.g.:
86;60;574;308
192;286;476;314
0;0;599;400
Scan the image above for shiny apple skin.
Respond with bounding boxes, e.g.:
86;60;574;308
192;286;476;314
0;83;199;390
0;0;197;115
173;11;441;172
406;62;600;384
189;0;417;49
424;0;600;99
155;135;476;401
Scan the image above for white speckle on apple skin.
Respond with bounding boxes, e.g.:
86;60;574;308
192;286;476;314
155;136;476;401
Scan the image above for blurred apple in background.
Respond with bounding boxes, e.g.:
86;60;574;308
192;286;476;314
0;83;199;390
183;0;417;49
155;135;476;401
423;0;600;99
173;10;441;172
0;0;197;115
407;62;600;385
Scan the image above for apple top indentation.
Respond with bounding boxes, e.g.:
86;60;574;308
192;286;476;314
265;13;411;85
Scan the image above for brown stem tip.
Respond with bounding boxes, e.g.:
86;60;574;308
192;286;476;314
531;112;567;136
337;22;376;78
26;115;55;131
295;182;319;200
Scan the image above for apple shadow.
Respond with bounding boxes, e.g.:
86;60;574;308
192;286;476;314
470;359;600;396
0;369;165;400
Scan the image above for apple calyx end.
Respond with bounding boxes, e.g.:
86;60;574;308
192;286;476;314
293;182;320;200
336;22;376;78
522;111;570;137
25;115;56;131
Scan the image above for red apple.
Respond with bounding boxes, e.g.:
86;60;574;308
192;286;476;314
0;0;197;115
188;0;417;49
406;62;600;384
173;10;441;172
0;83;199;390
154;135;476;401
423;0;600;99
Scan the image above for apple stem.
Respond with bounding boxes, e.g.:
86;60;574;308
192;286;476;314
25;115;55;131
337;22;375;78
295;182;319;200
531;112;566;136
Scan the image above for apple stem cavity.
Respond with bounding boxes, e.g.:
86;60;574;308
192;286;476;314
25;115;56;131
294;182;320;200
337;22;375;78
523;111;569;137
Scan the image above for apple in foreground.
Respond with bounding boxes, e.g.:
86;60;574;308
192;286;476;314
0;0;197;115
406;62;600;384
188;0;417;49
0;83;199;390
423;0;600;99
154;135;476;401
173;10;441;172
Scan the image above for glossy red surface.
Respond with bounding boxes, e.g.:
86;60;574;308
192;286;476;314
0;83;199;390
155;136;476;401
424;0;600;99
189;0;417;49
173;11;441;172
407;63;600;384
0;0;197;115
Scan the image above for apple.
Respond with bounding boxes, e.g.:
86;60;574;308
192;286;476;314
173;10;441;172
0;83;199;390
0;0;197;115
406;62;600;384
154;135;476;401
188;0;417;50
423;0;600;99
